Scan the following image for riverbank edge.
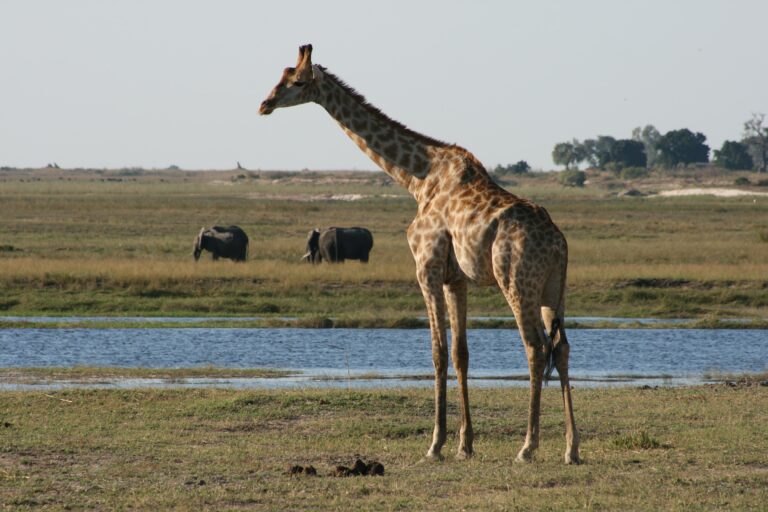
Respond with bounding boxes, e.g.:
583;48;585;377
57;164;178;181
2;366;766;388
2;316;767;330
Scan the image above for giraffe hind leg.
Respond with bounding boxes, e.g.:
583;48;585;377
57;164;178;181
553;323;580;464
542;277;580;464
533;318;580;464
512;301;549;463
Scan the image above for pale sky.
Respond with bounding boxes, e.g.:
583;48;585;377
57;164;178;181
2;1;767;171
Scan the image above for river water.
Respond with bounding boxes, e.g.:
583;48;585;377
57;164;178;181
1;327;766;389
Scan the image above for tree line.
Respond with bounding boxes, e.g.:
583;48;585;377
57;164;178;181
548;113;767;173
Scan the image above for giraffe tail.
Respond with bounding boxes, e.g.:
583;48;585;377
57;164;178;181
544;318;561;383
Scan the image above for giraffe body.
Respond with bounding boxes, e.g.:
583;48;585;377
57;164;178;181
260;45;579;464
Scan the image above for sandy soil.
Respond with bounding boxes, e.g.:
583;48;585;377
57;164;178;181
656;187;768;198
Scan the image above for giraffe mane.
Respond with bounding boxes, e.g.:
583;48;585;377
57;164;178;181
318;66;486;170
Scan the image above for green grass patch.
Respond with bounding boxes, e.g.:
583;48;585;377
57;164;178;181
1;385;766;510
613;429;666;450
0;366;293;384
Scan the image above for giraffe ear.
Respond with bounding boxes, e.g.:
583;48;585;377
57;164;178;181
295;44;314;82
296;44;313;70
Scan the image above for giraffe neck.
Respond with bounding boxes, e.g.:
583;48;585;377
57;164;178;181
312;66;446;196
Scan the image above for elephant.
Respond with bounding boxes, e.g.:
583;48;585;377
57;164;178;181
193;226;249;262
302;227;373;263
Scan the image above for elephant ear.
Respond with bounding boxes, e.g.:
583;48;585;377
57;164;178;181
195;227;206;250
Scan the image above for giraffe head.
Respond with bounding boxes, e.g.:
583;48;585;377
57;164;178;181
259;44;318;115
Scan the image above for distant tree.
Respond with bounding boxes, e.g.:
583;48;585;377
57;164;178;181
743;113;768;172
552;139;586;170
656;129;710;167
493;160;531;176
713;141;754;171
594;136;617;168
580;136;616;168
580;139;598;167
510;160;531;174
579;136;644;170
609;139;647;169
632;125;661;167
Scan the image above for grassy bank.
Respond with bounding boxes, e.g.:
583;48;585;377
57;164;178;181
1;168;767;323
1;383;767;510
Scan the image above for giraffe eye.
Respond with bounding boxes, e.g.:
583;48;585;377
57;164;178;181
293;81;306;88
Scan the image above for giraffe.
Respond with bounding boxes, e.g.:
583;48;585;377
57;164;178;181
259;45;579;464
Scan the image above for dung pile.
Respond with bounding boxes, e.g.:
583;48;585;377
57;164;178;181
332;458;384;477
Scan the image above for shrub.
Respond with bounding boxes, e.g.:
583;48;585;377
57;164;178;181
620;167;649;180
558;169;586;187
734;177;751;186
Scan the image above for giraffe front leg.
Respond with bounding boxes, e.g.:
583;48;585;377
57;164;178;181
445;279;473;460
416;267;449;462
424;295;448;462
409;224;453;462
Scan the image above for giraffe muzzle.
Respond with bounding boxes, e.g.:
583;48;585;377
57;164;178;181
259;100;274;115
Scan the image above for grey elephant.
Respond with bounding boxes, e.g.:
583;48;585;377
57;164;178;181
302;227;373;263
193;226;249;262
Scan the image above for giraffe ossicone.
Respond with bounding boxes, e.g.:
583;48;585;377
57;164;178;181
260;44;580;464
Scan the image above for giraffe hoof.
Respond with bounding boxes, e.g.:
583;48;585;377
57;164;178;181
515;448;535;463
456;448;474;460
419;451;444;464
565;452;581;465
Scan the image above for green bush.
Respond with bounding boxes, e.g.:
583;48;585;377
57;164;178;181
620;167;649;180
558;169;586;187
734;177;751;186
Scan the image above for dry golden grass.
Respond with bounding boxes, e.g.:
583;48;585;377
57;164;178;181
1;168;766;320
569;263;768;283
